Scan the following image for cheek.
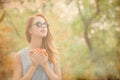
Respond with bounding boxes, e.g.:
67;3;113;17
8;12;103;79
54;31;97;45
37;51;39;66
30;27;38;35
30;27;48;37
45;29;48;35
46;29;48;33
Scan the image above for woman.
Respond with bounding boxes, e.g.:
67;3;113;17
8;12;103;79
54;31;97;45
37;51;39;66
13;13;61;80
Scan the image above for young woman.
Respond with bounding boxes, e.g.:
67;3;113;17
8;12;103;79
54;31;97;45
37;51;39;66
13;13;61;80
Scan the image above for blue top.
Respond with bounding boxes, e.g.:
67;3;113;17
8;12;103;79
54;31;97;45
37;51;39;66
18;47;54;80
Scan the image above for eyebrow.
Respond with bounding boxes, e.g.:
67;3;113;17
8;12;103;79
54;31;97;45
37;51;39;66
35;21;47;24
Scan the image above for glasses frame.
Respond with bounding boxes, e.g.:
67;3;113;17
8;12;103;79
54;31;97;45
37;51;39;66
33;21;49;28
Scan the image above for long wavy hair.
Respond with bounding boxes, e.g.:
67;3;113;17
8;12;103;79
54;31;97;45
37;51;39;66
25;13;57;64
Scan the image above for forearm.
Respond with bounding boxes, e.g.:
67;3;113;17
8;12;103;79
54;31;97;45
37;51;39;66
20;65;37;80
43;64;61;80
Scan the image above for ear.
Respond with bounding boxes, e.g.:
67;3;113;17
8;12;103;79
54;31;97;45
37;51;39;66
29;28;32;34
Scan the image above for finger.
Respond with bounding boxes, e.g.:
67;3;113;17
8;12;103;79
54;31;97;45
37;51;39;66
31;50;37;57
31;51;39;60
36;55;46;65
42;49;48;56
34;52;41;58
34;54;42;63
30;49;38;54
29;50;34;53
29;50;35;57
33;50;44;61
32;53;41;62
43;57;48;61
40;55;48;62
31;50;40;58
41;55;48;59
43;52;48;56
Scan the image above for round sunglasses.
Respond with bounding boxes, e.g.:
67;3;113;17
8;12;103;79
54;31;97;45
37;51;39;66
33;21;49;28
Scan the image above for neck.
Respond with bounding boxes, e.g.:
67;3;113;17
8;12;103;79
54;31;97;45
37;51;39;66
29;36;43;50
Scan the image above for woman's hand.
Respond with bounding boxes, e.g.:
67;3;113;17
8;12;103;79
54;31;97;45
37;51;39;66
39;52;48;67
29;49;48;67
30;50;41;67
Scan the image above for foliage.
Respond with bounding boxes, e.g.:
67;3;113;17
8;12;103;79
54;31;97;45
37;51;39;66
0;0;120;80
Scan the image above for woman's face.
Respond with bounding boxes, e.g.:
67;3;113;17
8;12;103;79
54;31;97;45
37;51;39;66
29;16;48;38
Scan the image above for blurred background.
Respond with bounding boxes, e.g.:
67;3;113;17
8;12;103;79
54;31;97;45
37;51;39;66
0;0;120;80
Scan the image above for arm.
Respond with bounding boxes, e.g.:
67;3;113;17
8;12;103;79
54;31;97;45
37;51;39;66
43;60;62;80
13;52;39;80
40;55;62;80
13;53;22;80
20;65;37;80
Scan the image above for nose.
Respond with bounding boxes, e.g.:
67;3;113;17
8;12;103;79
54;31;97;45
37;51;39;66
42;24;48;28
39;26;46;30
40;26;46;29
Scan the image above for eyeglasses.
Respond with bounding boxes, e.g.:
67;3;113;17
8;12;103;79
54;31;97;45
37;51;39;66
33;21;49;28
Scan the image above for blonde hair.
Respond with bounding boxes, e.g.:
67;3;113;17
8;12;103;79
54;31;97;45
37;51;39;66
25;13;57;64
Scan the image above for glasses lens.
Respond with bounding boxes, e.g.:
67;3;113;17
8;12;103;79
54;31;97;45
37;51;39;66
43;23;48;28
34;22;48;28
35;22;42;27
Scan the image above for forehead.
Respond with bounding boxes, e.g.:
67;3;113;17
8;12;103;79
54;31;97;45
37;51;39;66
33;16;46;23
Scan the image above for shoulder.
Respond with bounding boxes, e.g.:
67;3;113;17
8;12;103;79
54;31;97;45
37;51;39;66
12;52;23;78
13;52;21;65
17;47;28;54
13;47;28;63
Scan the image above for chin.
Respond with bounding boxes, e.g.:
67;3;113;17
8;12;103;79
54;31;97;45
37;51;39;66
40;34;47;38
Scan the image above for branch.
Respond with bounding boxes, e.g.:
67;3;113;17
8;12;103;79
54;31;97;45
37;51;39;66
87;0;100;25
76;0;86;24
6;14;21;38
76;0;100;52
0;0;6;23
0;10;5;22
76;0;92;51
